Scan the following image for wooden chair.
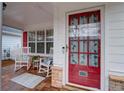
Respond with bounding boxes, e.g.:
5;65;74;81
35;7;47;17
38;58;53;77
14;47;31;71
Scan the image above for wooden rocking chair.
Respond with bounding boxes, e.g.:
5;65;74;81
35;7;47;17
38;58;53;77
14;47;31;71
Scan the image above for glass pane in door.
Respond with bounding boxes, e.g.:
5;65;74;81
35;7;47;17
80;54;87;65
70;41;78;52
70;16;78;26
80;41;87;52
88;23;100;39
69;26;79;40
89;54;98;67
89;14;99;23
70;53;78;64
89;41;98;53
80;16;88;24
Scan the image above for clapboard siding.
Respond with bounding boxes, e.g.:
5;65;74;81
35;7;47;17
107;3;124;13
107;3;124;75
2;35;21;49
110;62;124;73
109;38;124;46
2;35;22;60
109;29;124;38
110;55;124;63
109;12;124;21
109;21;124;30
109;47;124;54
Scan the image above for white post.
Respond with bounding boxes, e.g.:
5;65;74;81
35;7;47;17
0;2;2;91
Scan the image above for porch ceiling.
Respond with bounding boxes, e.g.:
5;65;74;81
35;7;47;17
3;2;54;30
3;2;105;30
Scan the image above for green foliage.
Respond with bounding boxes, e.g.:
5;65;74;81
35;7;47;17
32;56;40;62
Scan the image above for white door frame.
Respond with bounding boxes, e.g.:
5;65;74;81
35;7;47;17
65;5;108;90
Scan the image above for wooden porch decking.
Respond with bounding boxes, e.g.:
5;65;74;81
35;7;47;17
1;62;68;91
1;59;15;67
2;60;124;91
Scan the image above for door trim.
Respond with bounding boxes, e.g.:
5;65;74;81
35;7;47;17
65;5;107;90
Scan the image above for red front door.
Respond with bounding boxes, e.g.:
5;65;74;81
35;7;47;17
68;10;101;89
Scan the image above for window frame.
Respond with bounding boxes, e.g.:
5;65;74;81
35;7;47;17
27;29;53;55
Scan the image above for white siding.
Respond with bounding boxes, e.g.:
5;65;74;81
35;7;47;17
2;34;22;60
106;3;124;76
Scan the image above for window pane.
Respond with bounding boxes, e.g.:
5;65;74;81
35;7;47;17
37;43;44;53
79;24;88;38
37;31;44;41
80;54;87;65
80;41;87;52
89;14;99;23
88;23;100;38
89;41;98;53
89;54;98;67
46;42;53;54
70;41;78;52
80;16;88;24
28;32;35;41
70;16;78;26
46;29;53;41
29;43;35;53
69;26;79;40
70;53;78;64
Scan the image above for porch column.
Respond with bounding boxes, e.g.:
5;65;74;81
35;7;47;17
0;2;2;91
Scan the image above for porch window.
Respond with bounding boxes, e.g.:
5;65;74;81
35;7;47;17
37;30;45;53
46;29;53;54
29;42;35;53
28;32;35;53
28;29;53;55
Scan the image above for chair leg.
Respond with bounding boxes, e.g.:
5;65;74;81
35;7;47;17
19;62;22;69
38;67;41;73
27;64;28;70
14;62;20;72
14;62;17;71
46;68;49;77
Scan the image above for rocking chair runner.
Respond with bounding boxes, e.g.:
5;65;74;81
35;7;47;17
38;58;53;77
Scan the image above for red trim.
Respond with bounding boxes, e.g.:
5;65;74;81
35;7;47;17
23;32;27;47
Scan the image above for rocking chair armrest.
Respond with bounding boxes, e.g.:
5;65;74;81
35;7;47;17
40;62;49;67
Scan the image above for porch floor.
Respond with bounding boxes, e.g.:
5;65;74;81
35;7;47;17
1;63;68;91
2;60;124;91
